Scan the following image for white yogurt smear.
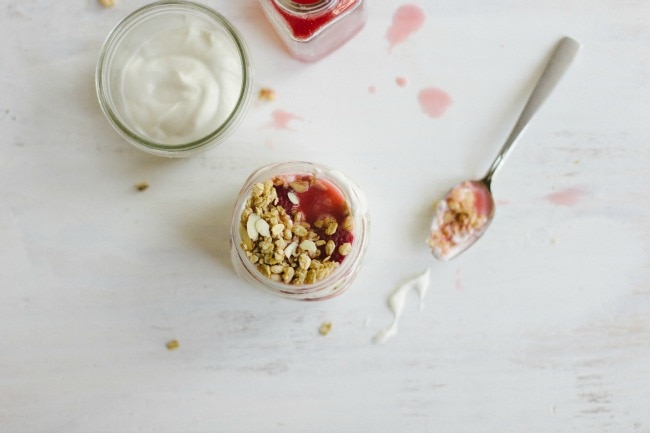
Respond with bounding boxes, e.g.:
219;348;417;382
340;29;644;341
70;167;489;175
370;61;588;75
373;268;431;344
121;20;243;144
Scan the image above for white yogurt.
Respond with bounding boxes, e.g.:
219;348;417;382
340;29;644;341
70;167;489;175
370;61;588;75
373;268;431;344
120;19;243;145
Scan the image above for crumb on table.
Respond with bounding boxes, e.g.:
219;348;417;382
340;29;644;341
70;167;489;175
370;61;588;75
259;88;277;101
319;322;332;336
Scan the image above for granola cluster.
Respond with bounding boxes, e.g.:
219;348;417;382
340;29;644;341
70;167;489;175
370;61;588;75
428;182;488;258
239;176;354;285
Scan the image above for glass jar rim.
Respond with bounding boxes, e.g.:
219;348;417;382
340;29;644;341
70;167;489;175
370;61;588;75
274;0;335;14
95;1;253;156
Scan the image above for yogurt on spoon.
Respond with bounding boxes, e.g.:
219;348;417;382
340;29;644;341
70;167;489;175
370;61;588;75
428;180;494;260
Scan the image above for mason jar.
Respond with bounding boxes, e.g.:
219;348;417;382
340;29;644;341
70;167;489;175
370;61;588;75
96;1;253;157
258;0;366;62
230;161;370;301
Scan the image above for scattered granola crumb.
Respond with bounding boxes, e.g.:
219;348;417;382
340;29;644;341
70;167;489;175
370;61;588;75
259;88;277;101
319;322;332;336
135;182;149;192
165;339;180;350
98;0;115;7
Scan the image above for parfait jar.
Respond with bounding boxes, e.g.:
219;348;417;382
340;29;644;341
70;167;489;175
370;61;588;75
230;162;369;301
257;0;366;62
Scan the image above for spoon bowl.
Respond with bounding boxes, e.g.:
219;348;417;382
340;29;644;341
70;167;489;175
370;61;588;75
428;37;581;260
428;179;494;260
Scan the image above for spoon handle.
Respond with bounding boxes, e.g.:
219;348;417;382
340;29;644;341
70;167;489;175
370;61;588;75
483;36;581;186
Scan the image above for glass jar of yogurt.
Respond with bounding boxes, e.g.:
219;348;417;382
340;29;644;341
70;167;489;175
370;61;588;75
96;1;253;157
230;162;370;301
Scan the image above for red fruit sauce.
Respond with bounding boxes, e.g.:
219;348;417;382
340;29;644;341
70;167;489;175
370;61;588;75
275;176;354;263
469;182;493;217
271;0;361;40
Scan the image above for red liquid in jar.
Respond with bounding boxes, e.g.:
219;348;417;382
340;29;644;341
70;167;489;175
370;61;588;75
271;0;361;40
275;176;354;263
260;0;365;61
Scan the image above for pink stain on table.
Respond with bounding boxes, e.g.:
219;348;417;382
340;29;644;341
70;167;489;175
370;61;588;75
387;4;426;51
395;76;408;87
268;109;303;130
545;187;586;206
455;268;464;291
368;85;377;94
418;87;453;118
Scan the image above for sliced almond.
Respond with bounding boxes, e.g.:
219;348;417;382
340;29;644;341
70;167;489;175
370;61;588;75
246;213;261;241
287;191;299;205
255;218;270;237
239;225;253;250
284;241;298;259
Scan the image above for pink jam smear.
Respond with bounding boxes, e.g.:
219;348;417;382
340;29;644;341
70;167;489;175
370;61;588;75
418;87;453;118
545;187;586;206
386;4;426;51
269;109;303;130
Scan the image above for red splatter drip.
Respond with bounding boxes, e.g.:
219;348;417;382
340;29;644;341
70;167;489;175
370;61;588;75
396;76;408;87
387;4;426;51
418;87;453;118
269;109;303;130
545;187;586;206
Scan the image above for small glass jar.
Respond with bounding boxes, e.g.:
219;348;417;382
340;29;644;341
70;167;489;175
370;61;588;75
96;1;253;157
258;0;366;62
230;161;370;301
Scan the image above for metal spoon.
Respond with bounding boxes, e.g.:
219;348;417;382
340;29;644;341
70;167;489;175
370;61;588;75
428;36;581;260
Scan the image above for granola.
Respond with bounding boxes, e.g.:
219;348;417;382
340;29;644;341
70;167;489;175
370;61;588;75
165;339;180;350
427;181;490;259
258;88;277;101
319;321;332;336
239;174;354;285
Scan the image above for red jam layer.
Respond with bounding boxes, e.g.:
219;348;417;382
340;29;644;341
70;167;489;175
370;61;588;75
468;182;493;217
275;176;353;263
271;0;360;40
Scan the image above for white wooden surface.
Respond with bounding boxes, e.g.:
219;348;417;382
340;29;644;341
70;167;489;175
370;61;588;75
1;1;649;432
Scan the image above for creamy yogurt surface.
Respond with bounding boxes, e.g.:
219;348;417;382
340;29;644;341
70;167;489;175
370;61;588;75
120;18;243;145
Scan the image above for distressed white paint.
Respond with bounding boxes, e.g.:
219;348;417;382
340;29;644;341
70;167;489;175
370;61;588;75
1;1;649;432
